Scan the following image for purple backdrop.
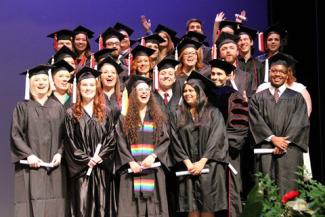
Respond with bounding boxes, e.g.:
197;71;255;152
0;0;267;216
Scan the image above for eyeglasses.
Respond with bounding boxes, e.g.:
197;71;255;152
136;87;151;92
270;69;287;74
105;42;120;46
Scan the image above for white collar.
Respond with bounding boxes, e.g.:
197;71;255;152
269;84;286;97
158;88;173;100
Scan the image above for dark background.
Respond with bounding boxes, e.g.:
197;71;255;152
0;0;323;216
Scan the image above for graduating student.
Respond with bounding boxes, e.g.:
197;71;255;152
131;45;155;78
115;75;170;217
249;54;310;196
47;29;74;52
10;64;67;217
217;32;256;97
49;59;75;109
154;24;177;62
175;38;206;84
98;55;123;123
235;25;265;86
142;33;166;67
64;67;116;217
72;25;94;67
170;75;228;217
52;45;77;70
114;22;134;56
199;61;249;217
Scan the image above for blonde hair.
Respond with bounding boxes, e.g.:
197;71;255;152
29;75;52;99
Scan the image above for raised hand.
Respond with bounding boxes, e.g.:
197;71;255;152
140;15;152;33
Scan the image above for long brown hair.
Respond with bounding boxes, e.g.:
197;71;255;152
176;48;204;77
131;55;153;76
122;88;167;144
158;31;175;61
73;79;106;122
99;63;122;105
73;33;92;58
286;67;296;85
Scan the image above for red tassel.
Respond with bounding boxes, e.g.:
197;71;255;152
53;33;58;50
216;29;221;41
258;32;265;53
99;34;103;50
91;55;95;69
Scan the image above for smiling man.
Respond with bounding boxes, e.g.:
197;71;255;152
249;53;310;196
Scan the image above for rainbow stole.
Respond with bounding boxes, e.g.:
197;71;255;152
131;121;156;197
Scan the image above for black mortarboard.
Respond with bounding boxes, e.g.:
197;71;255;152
73;25;94;39
114;22;134;36
235;25;258;41
157;58;179;71
47;29;74;41
93;48;117;62
126;75;152;94
183;31;206;43
95;27;125;43
264;25;287;39
187;71;215;91
54;45;77;62
209;59;236;75
131;45;155;58
177;38;202;54
21;64;53;78
269;52;297;68
219;20;241;31
154;24;177;37
216;32;240;48
52;59;74;75
142;34;166;45
97;56;123;74
75;67;101;82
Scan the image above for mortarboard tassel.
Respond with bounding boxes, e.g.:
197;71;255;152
128;51;132;76
24;70;30;100
264;58;269;83
212;44;217;60
48;68;56;91
174;47;178;61
53;33;58;50
258;32;265;53
140;37;145;46
153;65;159;91
99;34;103;50
90;54;95;69
72;76;77;103
121;88;129;116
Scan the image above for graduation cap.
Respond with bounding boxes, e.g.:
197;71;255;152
264;25;287;39
47;29;73;41
269;52;297;68
52;59;75;75
54;45;77;62
75;66;101;82
157;58;179;71
186;71;216;92
235;25;258;41
21;64;54;100
114;22;134;36
219;20;241;32
97;56;123;74
73;25;94;39
216;32;240;48
177;38;202;54
182;31;206;43
95;27;125;43
209;59;236;75
93;48;117;62
154;24;177;37
141;34;166;45
131;45;155;58
125;75;152;94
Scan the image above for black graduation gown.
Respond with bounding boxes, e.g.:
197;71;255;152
49;92;73;110
201;45;212;65
227;68;256;97
104;93;121;124
170;106;228;212
10;98;67;217
249;88;310;195
208;86;249;217
64;107;116;217
237;57;265;87
115;112;170;217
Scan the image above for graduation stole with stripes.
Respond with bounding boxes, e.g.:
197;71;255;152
130;121;156;198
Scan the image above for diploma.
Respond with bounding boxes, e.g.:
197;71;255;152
228;163;238;175
254;148;275;154
175;168;210;176
128;162;161;173
19;160;54;168
86;144;102;176
230;80;239;91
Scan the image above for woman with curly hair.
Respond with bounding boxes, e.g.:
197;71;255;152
64;66;116;217
115;75;170;217
171;74;229;217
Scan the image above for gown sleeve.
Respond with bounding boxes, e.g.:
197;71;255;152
153;122;170;168
10;102;34;163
